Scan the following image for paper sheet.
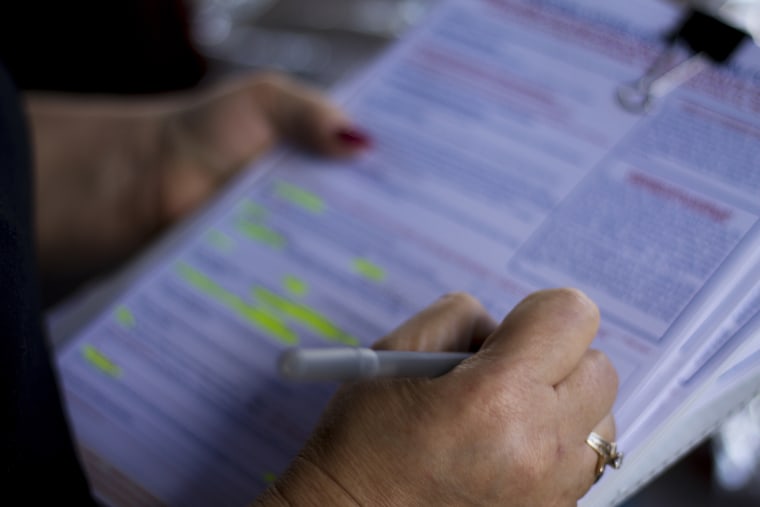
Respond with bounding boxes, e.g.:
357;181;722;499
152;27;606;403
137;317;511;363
54;0;760;504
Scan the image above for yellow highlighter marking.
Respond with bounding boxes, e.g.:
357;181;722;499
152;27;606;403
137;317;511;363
82;345;122;377
283;275;309;297
236;220;286;248
352;258;386;282
176;263;298;345
253;287;359;346
274;181;325;213
239;199;267;219
114;305;136;329
206;229;235;252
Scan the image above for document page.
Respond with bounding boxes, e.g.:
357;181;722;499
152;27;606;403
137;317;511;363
582;280;760;506
623;273;760;450
55;0;760;504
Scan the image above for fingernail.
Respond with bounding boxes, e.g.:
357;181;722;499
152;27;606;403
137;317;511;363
335;127;371;148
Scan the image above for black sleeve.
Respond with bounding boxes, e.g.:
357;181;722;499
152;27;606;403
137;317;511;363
0;62;97;504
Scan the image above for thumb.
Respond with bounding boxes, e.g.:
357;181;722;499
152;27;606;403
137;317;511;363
372;293;497;352
255;72;371;156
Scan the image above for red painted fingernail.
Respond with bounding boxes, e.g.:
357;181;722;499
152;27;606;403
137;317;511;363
336;127;371;148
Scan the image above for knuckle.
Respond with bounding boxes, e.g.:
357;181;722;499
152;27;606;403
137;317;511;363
249;72;297;112
438;291;484;313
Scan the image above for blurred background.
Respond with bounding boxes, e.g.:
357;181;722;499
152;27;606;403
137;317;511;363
188;0;440;86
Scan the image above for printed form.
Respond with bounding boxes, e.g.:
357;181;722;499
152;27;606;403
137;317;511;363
55;0;760;504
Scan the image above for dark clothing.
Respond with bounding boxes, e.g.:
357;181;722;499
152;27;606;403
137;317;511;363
2;0;208;307
0;2;202;500
0;63;96;503
0;0;205;94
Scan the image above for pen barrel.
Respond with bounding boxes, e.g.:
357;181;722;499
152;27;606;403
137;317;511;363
278;348;380;381
278;348;472;381
375;351;471;377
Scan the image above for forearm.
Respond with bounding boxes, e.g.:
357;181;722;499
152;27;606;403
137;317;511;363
25;94;168;275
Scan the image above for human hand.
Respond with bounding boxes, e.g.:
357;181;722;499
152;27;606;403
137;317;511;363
28;72;368;283
256;289;618;506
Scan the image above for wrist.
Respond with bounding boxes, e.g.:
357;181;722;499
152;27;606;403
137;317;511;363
253;455;359;507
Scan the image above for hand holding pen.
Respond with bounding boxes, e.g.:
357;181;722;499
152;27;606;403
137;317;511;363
257;289;620;507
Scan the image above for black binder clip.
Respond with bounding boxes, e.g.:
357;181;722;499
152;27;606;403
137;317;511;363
617;8;749;113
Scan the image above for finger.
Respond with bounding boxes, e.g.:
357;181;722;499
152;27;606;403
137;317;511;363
372;292;497;352
555;349;619;437
254;72;371;157
593;413;617;449
475;288;600;385
575;413;618;498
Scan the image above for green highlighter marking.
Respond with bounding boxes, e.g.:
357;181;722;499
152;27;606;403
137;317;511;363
236;220;286;248
274;181;325;213
352;258;386;282
283;275;309;297
253;287;359;346
82;345;122;377
176;263;298;345
114;305;136;329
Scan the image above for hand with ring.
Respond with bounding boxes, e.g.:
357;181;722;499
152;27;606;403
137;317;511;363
254;288;620;506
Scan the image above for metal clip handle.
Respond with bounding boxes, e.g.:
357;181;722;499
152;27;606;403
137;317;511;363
617;45;709;113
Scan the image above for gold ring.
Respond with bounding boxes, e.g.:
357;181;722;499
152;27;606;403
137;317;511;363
586;431;623;483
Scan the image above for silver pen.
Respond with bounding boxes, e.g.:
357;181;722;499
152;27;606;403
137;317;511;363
278;347;472;382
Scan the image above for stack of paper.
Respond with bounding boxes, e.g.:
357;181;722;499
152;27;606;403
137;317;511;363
52;0;760;505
